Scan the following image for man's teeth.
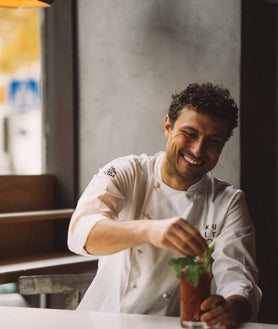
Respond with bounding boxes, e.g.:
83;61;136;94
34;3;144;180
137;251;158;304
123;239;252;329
183;154;202;165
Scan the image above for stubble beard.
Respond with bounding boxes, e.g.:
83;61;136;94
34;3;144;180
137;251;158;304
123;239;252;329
165;153;203;187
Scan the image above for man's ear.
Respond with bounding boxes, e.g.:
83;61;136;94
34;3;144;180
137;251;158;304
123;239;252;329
164;115;172;137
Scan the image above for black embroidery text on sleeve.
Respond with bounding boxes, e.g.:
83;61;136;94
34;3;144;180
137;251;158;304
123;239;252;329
104;166;117;178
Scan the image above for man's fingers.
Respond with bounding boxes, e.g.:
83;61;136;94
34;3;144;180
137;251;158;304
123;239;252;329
175;219;208;255
200;295;235;329
148;217;208;256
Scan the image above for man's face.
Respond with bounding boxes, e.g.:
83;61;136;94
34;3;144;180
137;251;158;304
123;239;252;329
161;107;229;190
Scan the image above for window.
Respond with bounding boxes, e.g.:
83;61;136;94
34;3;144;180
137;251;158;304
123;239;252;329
0;7;43;174
0;1;77;208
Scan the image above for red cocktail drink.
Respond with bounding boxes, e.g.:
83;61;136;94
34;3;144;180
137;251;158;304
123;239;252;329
180;270;211;328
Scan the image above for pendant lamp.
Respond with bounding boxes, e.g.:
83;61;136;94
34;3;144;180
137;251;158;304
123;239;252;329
0;0;54;8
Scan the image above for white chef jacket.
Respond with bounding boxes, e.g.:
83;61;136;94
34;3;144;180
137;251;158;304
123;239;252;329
68;152;261;319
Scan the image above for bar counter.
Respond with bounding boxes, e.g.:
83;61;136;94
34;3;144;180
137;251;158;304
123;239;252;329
0;306;277;329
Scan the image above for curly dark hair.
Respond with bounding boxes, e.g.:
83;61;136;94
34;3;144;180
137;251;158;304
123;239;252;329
168;82;239;140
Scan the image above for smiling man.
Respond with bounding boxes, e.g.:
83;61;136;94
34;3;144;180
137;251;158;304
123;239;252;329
68;82;261;329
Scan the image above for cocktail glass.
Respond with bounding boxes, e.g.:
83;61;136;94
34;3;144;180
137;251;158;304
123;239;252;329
180;270;212;329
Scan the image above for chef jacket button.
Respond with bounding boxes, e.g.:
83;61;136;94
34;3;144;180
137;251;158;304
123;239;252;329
136;248;143;254
162;292;169;299
154;181;160;189
131;282;137;289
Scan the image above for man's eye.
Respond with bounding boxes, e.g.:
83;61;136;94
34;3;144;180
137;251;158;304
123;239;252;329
184;132;196;139
207;139;223;147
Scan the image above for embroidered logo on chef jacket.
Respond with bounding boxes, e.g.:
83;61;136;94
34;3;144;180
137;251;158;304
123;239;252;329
204;223;218;244
104;166;117;177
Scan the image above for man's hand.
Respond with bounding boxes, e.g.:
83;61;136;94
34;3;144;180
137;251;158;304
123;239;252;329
200;294;252;329
146;217;208;257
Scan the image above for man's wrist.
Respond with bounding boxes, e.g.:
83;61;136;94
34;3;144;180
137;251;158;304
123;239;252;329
226;295;252;322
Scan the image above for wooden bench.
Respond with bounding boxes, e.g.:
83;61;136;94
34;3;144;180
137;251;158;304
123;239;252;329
0;175;98;284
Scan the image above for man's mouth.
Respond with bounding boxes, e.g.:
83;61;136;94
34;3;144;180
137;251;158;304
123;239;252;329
182;153;203;165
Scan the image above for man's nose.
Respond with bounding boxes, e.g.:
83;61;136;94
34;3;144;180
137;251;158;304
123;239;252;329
191;139;205;156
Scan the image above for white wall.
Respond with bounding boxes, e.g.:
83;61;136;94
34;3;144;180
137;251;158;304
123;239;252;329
77;0;241;193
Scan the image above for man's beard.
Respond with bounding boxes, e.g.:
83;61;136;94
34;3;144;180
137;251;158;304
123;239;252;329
165;153;203;184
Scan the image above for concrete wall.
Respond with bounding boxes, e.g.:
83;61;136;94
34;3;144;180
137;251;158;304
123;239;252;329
77;0;241;193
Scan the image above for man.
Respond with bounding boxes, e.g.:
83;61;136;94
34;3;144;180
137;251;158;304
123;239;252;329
68;82;261;329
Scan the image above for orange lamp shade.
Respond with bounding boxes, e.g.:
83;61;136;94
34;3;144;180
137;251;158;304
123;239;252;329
0;0;52;7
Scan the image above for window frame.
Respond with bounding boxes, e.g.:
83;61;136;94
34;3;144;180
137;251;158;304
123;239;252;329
42;0;78;208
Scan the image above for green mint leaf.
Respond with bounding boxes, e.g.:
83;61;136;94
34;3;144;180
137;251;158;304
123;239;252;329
169;239;216;286
184;263;203;287
168;257;196;279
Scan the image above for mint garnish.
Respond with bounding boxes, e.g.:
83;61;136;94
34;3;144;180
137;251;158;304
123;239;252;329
203;238;216;270
169;239;216;287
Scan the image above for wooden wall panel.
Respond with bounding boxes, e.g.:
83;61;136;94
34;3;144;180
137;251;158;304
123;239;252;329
0;175;54;212
0;221;53;259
